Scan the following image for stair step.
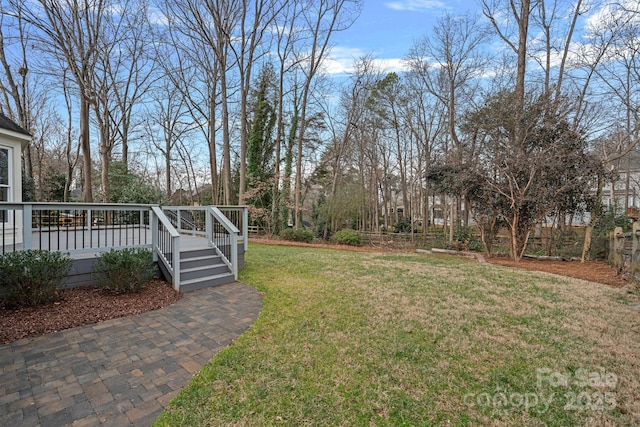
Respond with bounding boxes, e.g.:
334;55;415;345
180;254;223;269
180;272;235;292
180;263;230;281
180;248;217;260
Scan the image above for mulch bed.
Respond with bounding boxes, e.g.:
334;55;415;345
0;279;181;344
486;256;629;288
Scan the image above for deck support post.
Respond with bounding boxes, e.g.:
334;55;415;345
22;203;32;250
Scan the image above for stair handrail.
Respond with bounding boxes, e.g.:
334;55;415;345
163;207;200;235
151;206;181;291
216;206;249;252
206;206;239;280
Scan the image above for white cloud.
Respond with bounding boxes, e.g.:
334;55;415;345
320;46;366;75
148;9;169;26
384;0;446;12
320;47;409;76
371;58;409;73
584;0;640;34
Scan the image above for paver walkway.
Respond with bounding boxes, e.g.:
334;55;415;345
0;282;262;427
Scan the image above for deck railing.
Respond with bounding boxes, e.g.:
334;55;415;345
161;206;243;279
0;202;247;289
217;206;249;252
0;202;153;255
160;205;248;252
208;207;239;279
151;206;181;290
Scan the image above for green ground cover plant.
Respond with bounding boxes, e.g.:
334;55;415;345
155;244;640;426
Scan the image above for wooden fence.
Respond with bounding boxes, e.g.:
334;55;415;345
608;222;640;281
359;231;444;249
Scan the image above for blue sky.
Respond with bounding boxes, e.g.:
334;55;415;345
325;0;640;77
327;0;477;74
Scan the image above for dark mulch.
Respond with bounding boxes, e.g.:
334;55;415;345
0;279;181;344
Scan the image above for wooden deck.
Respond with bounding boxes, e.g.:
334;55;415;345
0;203;248;291
2;227;212;257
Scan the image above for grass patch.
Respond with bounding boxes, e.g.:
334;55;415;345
155;244;640;426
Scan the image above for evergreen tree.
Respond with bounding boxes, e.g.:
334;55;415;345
246;64;278;230
247;64;277;186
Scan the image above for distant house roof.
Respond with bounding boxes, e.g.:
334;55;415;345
0;112;30;136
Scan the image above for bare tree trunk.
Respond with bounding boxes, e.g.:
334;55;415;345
514;0;531;148
220;73;232;205
293;0;360;227
165;133;172;199
449;197;454;244
99;125;111;202
271;68;285;226
79;96;93;202
208;96;218;204
582;173;604;262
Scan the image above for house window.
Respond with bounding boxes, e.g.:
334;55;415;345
0;147;9;222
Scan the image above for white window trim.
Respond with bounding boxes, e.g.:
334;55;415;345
0;146;11;224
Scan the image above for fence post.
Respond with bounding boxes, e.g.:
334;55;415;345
632;222;640;281
611;227;624;272
609;230;614;265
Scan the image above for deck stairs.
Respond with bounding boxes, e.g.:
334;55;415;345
178;247;235;292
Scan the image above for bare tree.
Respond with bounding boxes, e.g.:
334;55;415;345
0;4;41;178
90;0;155;201
367;73;411;227
156;17;221;204
575;1;640;260
405;13;487;241
317;56;380;235
28;68;79;202
403;65;447;234
271;0;305;231
292;0;361;227
61;73;80;202
232;0;284;204
144;77;196;200
161;0;242;204
16;0;115;202
482;0;532;149
103;0;155;169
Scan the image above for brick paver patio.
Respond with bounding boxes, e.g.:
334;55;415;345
0;282;262;427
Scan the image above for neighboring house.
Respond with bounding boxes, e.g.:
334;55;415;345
0;113;31;245
601;149;640;213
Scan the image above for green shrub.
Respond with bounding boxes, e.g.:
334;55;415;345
93;248;155;294
451;226;482;251
393;218;412;233
0;250;72;306
279;228;294;241
279;227;314;243
332;229;362;246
